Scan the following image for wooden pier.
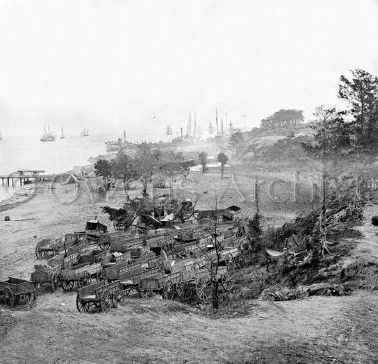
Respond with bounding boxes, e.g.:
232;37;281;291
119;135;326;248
0;170;54;187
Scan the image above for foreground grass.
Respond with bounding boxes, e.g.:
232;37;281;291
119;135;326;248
1;291;377;363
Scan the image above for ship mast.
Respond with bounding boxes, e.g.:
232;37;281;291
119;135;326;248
193;113;197;139
186;111;192;137
215;108;219;136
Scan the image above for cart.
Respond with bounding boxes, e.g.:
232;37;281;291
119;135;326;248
98;252;159;281
76;280;120;313
35;238;62;259
30;264;61;292
98;260;140;281
0;277;37;307
109;236;142;253
193;265;234;302
59;262;102;291
35;232;88;259
116;267;163;302
97;235;112;250
85;220;108;242
158;272;186;300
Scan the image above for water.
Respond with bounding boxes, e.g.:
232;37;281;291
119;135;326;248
0;134;110;202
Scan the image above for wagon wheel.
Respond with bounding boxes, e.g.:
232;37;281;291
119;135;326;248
162;280;175;300
30;291;37;304
195;278;212;302
62;280;74;291
4;287;15;307
176;281;193;302
76;295;89;313
52;245;60;257
35;246;43;259
111;290;122;308
33;282;42;292
141;290;155;298
227;257;237;273
118;290;130;306
79;271;91;288
231;255;242;269
96;269;106;281
100;290;112;312
99;241;111;251
221;271;234;292
18;293;31;305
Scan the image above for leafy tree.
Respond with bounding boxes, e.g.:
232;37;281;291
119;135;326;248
157;150;189;181
261;109;304;129
217;152;228;180
338;69;378;151
198;152;208;173
134;143;156;195
305;106;351;156
94;159;112;190
111;151;136;192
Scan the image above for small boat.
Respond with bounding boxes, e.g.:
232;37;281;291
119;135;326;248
0;131;2;140
40;124;55;142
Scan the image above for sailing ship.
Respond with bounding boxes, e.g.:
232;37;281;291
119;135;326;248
60;126;65;139
81;128;89;137
40;124;55;142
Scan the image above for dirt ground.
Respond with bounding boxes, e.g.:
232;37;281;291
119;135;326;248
1;173;378;363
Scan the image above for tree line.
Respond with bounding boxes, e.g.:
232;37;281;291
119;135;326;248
308;69;378;156
260;109;304;129
94;144;193;194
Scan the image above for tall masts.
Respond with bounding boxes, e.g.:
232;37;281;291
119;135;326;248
166;124;172;136
215;109;233;136
216;108;219;136
173;108;235;140
193;112;197;139
186;111;192;137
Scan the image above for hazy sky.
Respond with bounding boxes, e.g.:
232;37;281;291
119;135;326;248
0;0;378;139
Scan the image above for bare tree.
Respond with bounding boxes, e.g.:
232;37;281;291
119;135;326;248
314;106;337;256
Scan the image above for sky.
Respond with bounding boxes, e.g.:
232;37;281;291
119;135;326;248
0;0;378;139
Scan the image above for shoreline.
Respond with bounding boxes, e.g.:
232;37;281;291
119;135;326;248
0;150;104;211
0;185;39;212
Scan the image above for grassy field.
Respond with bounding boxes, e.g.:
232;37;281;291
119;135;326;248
1;167;377;363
